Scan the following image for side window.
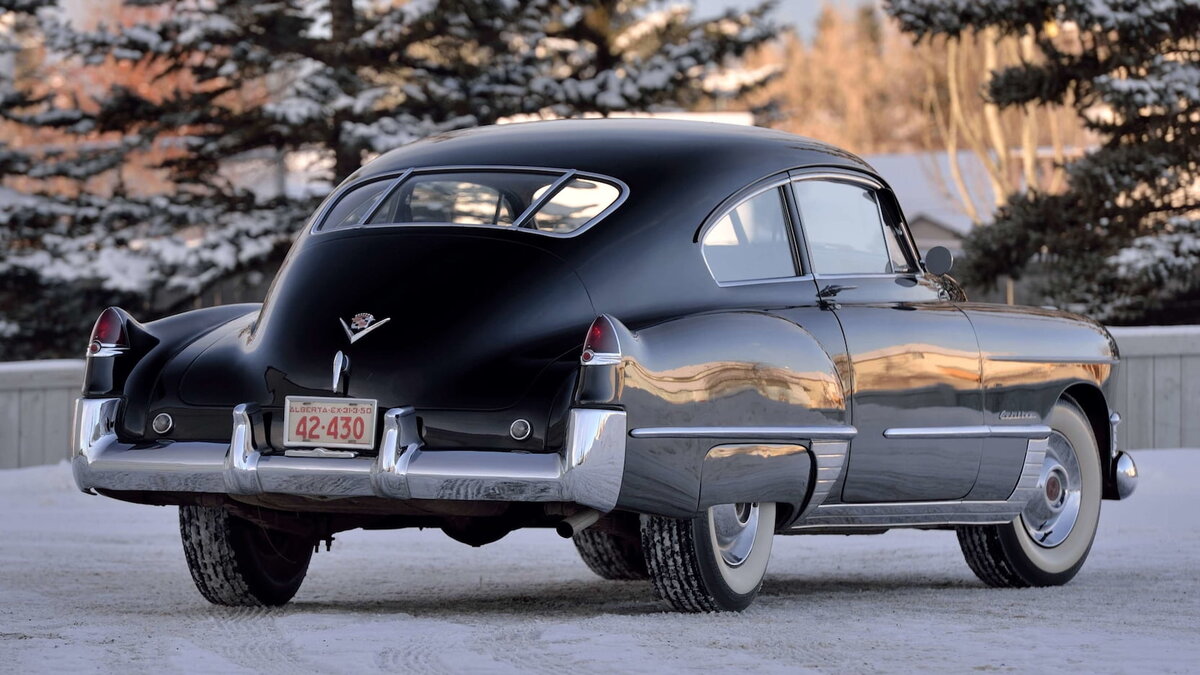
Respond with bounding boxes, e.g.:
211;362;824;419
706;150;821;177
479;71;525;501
702;188;797;283
792;180;905;275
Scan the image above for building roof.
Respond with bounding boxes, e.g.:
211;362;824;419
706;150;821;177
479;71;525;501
864;151;996;236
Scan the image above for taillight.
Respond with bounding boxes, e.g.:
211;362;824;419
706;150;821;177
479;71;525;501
581;315;621;365
87;308;129;357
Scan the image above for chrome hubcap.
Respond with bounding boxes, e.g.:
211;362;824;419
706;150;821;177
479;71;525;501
711;502;760;567
1022;431;1082;548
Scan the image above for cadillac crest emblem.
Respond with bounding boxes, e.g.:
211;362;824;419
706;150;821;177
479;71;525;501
339;312;391;344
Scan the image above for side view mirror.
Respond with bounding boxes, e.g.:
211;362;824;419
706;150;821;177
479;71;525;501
924;246;954;276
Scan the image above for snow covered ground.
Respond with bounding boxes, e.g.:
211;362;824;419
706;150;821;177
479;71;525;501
1;450;1197;673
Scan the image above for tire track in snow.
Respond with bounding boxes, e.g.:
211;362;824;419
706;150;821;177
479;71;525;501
197;606;315;673
374;642;454;674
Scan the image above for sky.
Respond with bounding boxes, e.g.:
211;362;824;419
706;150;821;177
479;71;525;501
690;0;875;39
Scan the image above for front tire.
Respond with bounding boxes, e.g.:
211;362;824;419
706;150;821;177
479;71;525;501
179;505;314;606
957;399;1102;587
641;502;775;612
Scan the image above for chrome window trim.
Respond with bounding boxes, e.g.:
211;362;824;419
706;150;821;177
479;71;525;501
360;168;415;224
309;165;629;238
698;177;803;286
697;167;926;289
788;169;917;278
714;274;816;289
511;169;577;229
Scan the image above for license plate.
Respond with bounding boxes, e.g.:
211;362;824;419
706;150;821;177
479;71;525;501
283;397;377;450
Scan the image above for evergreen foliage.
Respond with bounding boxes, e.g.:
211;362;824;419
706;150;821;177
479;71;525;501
886;0;1200;322
0;0;777;358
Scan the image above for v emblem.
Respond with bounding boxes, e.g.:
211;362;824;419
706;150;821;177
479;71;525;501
340;317;391;344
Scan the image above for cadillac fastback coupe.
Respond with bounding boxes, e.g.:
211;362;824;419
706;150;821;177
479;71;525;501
72;119;1138;612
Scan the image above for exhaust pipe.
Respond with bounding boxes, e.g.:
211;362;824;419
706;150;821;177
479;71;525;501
556;508;601;538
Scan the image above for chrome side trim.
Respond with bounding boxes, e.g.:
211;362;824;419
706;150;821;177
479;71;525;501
796;439;849;519
988;355;1119;364
883;425;1052;439
629;425;856;440
788;436;1049;530
71;400;628;512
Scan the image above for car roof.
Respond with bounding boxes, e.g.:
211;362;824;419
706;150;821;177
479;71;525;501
350;118;875;192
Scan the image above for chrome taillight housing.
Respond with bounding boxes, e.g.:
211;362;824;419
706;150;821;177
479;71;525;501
87;307;129;357
581;315;622;366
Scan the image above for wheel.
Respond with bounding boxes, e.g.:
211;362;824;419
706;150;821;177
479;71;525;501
641;502;776;612
957;399;1102;587
179;505;314;606
573;522;649;580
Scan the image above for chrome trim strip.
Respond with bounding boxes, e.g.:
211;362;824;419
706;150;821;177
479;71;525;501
789;436;1049;530
71;400;628;512
796;439;850;520
882;425;1051;439
988;355;1119;364
714;274;815;289
628;426;857;440
581;351;621;366
1109;411;1121;459
87;343;129;358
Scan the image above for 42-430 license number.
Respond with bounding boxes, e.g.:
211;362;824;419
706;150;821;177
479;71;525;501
283;397;377;450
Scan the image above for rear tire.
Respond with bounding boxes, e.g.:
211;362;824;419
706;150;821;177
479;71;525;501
573;524;648;580
641;502;775;612
179;505;314;606
957;399;1102;587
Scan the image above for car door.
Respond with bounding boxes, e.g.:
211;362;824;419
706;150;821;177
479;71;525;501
789;170;986;503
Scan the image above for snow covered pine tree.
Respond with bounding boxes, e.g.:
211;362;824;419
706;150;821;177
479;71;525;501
0;0;778;359
886;0;1200;322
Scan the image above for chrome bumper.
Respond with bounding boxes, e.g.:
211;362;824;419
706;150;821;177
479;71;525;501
71;399;627;512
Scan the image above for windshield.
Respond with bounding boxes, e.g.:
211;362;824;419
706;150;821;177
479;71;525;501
318;168;624;235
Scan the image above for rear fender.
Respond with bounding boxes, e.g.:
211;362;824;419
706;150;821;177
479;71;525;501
576;311;848;519
81;304;261;439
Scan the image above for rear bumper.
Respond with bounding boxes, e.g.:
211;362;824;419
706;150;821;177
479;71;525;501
72;399;627;512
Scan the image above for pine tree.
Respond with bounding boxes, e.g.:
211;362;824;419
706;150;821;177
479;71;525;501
885;0;1200;322
0;0;778;359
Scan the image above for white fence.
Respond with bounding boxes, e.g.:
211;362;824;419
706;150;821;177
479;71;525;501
0;360;83;469
2;326;1198;468
1107;326;1200;451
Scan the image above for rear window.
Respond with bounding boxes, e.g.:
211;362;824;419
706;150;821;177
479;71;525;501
318;168;625;235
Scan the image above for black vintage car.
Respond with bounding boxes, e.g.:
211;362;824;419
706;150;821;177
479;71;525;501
72;119;1138;612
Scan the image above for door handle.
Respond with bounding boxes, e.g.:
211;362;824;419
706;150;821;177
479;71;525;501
818;284;858;298
817;284;857;310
